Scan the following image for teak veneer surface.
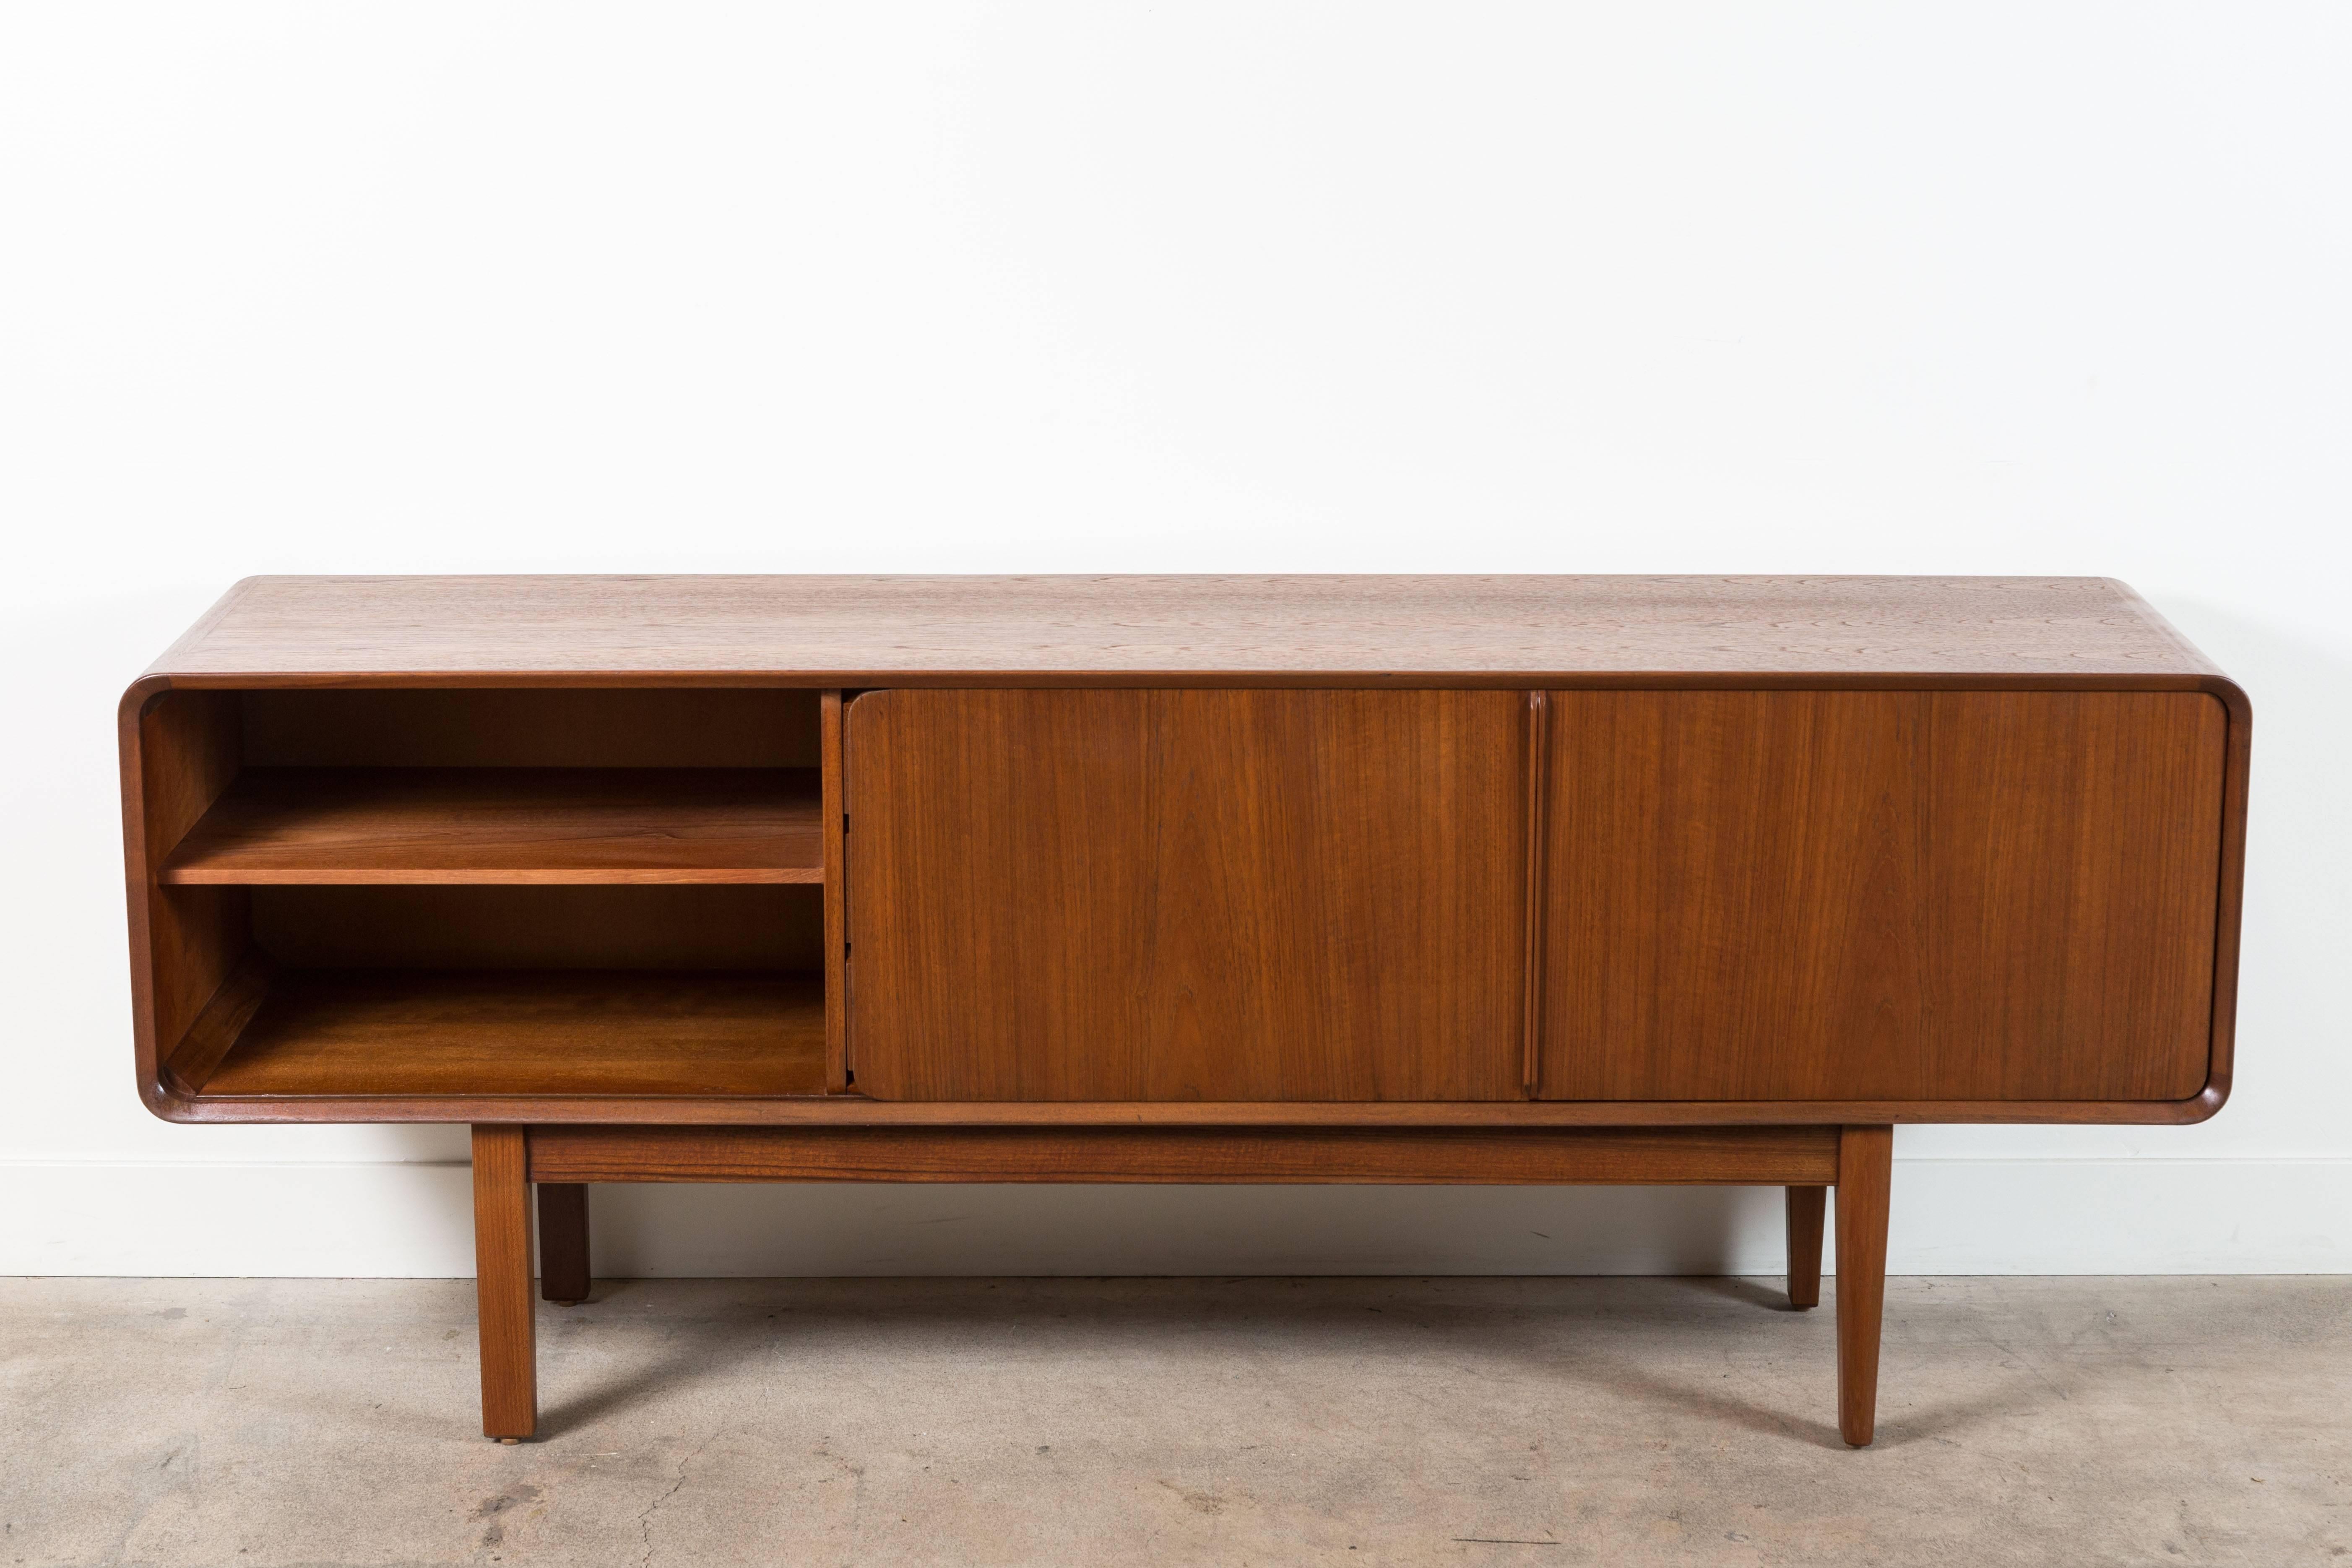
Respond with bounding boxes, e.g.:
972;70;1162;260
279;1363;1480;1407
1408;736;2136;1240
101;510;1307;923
247;884;820;971
162;767;821;884
131;691;247;1084
143;575;2219;679
1540;691;2228;1101
845;688;1528;1101
240;688;819;767
193;970;826;1098
525;1124;1841;1185
120;575;2249;1129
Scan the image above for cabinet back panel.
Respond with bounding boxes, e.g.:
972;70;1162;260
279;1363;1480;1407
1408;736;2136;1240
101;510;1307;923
241;689;818;768
846;689;1528;1101
1538;691;2227;1102
252;885;822;970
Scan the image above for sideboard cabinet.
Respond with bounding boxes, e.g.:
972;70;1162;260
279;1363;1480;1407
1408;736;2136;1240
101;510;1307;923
119;576;2249;1447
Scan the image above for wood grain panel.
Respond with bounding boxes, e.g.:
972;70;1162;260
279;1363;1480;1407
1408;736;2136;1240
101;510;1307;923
1924;692;2227;1100
250;884;820;970
241;687;818;767
135;691;250;1066
1539;691;1927;1100
161;954;273;1092
846;689;1527;1101
197;970;825;1097
150;575;2220;679
1538;691;2227;1102
162;767;820;884
527;1124;1839;1185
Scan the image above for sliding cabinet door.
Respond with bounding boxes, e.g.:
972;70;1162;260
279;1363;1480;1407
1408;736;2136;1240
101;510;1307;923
1535;690;2230;1103
846;689;1527;1101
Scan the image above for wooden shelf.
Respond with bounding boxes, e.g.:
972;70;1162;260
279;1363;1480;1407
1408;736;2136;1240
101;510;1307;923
181;968;827;1098
161;768;821;885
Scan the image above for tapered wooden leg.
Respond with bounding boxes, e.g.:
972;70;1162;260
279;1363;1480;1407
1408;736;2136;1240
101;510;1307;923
472;1126;536;1441
1834;1125;1892;1447
536;1183;591;1304
1785;1185;1826;1309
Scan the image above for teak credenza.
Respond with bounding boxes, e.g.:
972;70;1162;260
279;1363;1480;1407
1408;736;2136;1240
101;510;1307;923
119;575;2250;1448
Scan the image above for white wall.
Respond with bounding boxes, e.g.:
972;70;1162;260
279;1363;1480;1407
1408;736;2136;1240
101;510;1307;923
3;3;2347;1276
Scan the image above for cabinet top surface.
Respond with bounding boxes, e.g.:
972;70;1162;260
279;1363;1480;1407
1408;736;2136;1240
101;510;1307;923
146;574;2223;681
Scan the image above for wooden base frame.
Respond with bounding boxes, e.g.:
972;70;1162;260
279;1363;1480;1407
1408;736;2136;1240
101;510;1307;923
470;1123;1897;1447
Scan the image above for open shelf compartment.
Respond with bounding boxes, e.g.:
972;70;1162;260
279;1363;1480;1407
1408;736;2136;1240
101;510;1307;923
173;964;827;1099
130;685;845;1110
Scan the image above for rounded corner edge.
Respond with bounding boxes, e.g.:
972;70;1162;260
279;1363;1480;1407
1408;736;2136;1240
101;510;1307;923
2175;1079;2230;1125
139;1069;202;1125
2195;673;2251;732
118;672;176;729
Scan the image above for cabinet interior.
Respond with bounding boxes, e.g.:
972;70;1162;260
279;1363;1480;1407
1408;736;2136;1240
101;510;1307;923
140;686;833;1103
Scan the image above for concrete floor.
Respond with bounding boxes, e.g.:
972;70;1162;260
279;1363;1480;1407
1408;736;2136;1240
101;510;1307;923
2;1277;2346;1566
